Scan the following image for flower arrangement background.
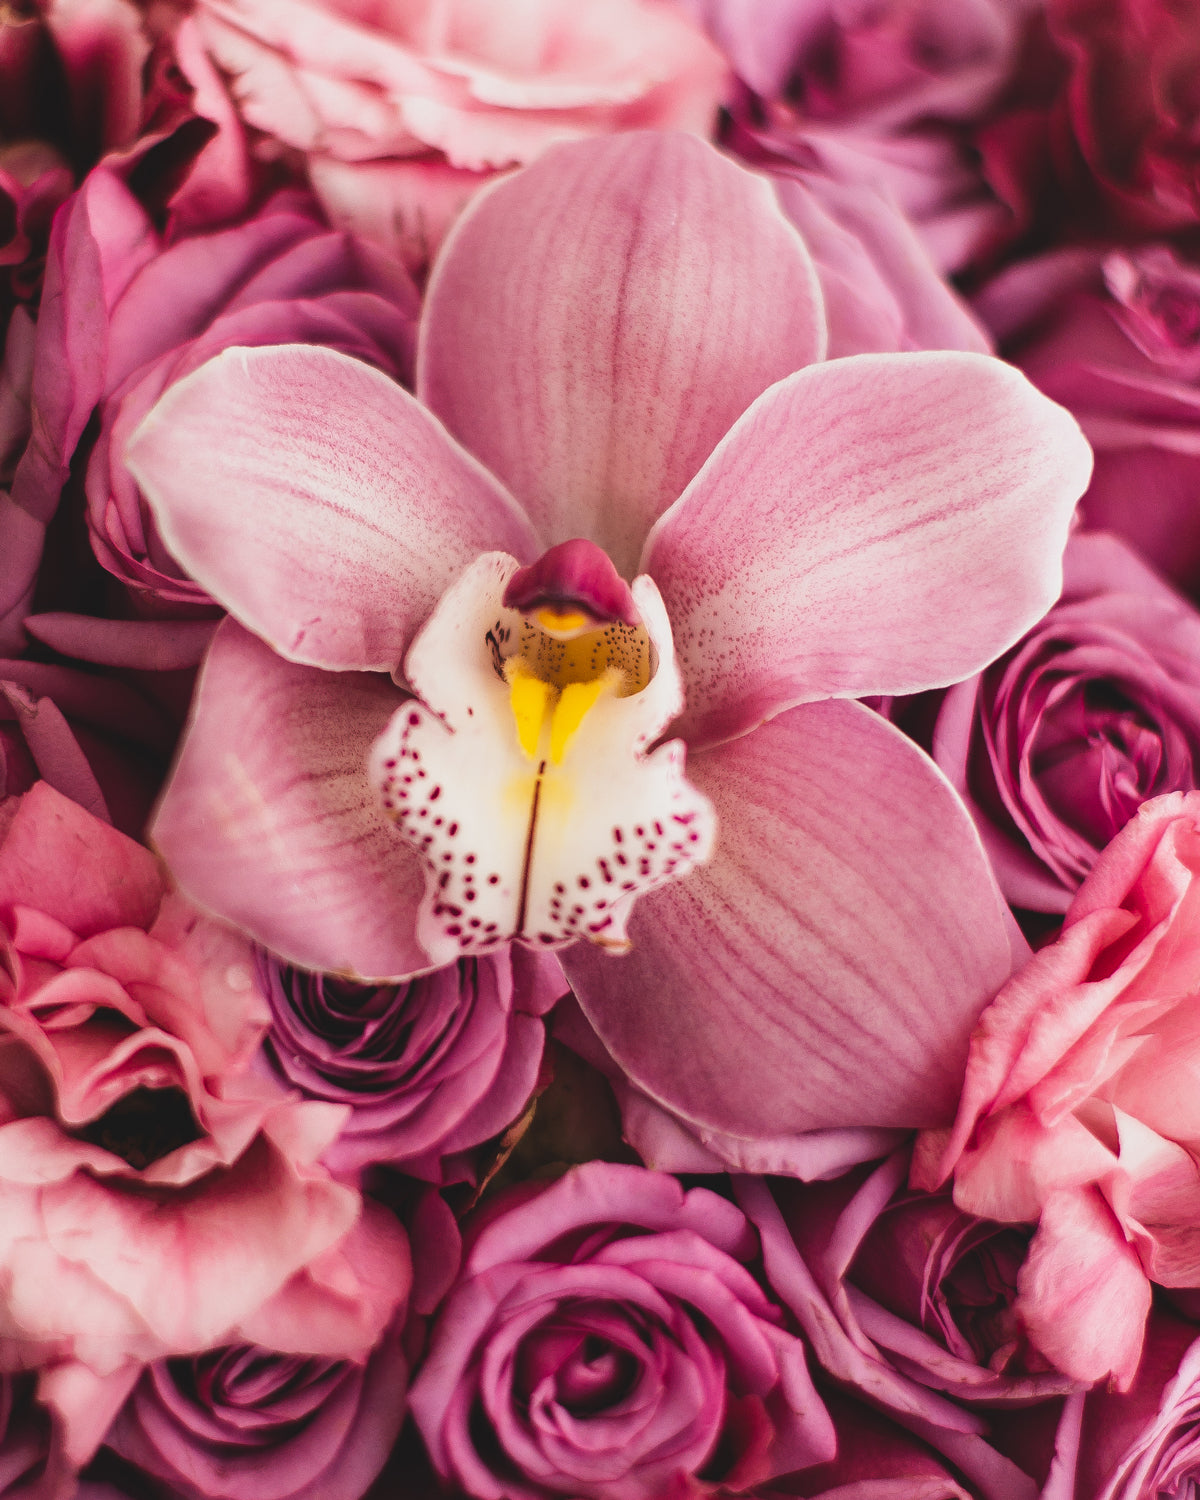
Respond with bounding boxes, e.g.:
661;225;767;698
4;0;1200;1496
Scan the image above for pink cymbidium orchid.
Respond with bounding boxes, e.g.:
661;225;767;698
126;132;1092;1144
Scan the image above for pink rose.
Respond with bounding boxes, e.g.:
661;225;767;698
913;531;1200;914
978;244;1200;599
409;1161;837;1498
5;166;418;662
0;781;409;1465
916;790;1200;1389
976;0;1200;247
183;0;729;269
683;0;1030;126
99;1330;407;1500
726;115;993;352
0;0;149;314
256;948;564;1180
1066;1310;1200;1498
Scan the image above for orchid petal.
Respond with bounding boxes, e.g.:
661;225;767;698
369;555;714;966
643;352;1093;749
565;700;1015;1137
126;344;538;673
153;620;427;979
419;132;826;577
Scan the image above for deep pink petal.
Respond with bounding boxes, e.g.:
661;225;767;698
126;344;538;672
644;351;1093;749
419;131;825;577
152;620;427;978
565;700;1016;1137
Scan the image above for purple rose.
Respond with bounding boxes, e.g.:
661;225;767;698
257;949;564;1180
409;1161;837;1499
978;244;1200;599
100;1332;407;1500
1066;1311;1200;1499
911;530;1200;912
6;164;418;660
681;0;1027;125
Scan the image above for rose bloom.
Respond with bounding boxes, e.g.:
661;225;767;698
0;782;409;1471
124;131;1089;1148
99;1328;407;1500
6;162;418;666
979;243;1200;601
976;0;1200;246
681;0;1030;128
911;531;1200;914
409;1160;836;1498
256;947;563;1180
181;0;729;269
0;657;172;839
916;790;1200;1389
1063;1310;1200;1498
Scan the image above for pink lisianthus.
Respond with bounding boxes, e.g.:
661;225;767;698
978;244;1200;600
0;782;410;1470
255;947;565;1181
125;131;1090;1147
181;0;729;271
910;531;1200;915
3;162;419;664
915;790;1200;1389
409;1160;836;1498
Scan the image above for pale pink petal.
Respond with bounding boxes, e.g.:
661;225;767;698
126;343;538;673
153;620;427;979
1016;1187;1151;1389
0;782;161;935
644;352;1093;749
419;131;825;576
565;700;1015;1137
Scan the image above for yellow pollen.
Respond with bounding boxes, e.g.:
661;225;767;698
507;665;553;760
536;606;590;635
550;674;615;764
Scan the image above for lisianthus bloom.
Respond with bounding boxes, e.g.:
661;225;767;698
915;791;1200;1389
127;131;1091;1145
0;781;410;1470
182;0;728;270
914;531;1200;914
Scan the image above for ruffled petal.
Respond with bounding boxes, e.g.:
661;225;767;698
565;700;1016;1136
153;620;427;979
419;131;825;577
644;351;1093;749
126;344;538;672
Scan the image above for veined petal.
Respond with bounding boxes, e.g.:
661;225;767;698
126;344;539;673
369;554;714;967
153;620;427;979
565;700;1016;1137
419;132;826;578
643;352;1093;749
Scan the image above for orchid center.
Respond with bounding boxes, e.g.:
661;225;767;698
370;540;715;968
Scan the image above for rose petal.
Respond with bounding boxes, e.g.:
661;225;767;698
644;351;1093;749
419;131;825;577
566;700;1015;1136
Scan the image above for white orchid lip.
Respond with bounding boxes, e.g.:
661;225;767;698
370;547;715;968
